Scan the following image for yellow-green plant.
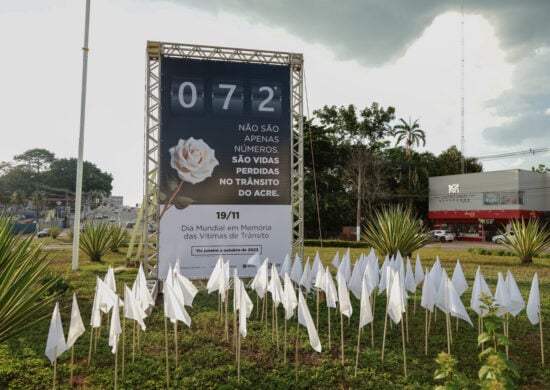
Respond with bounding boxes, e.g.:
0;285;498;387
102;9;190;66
79;223;113;262
500;218;550;264
361;204;428;257
0;216;61;344
109;224;128;252
49;226;61;239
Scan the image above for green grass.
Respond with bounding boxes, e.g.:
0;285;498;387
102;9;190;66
1;245;548;389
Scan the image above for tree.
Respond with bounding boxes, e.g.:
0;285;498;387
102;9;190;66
314;103;395;148
309;103;395;238
43;158;113;195
13;148;55;174
531;163;550;173
392;118;426;189
433;146;482;176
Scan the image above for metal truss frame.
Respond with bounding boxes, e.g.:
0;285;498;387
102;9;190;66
143;41;304;276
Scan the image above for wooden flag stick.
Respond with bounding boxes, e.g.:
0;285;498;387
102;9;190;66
504;313;509;359
88;326;94;366
164;316;170;389
284;316;287;364
132;321;136;363
122;315;126;378
424;308;429;356
224;295;229;342
413;291;417;315
174;322;178;368
295;319;300;383
539;302;545;366
52;346;57;390
340;311;345;365
381;312;388;362
237;329;241;384
327;307;331;350
316;289;320;330
275;304;279;351
70;346;75;386
114;342;118;390
405;304;410;344
401;318;407;378
354;327;362;377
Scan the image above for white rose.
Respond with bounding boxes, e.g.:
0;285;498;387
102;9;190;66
169;137;219;184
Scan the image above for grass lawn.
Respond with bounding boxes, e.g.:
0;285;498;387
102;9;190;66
0;243;548;389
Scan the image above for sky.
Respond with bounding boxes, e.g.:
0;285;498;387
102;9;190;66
1;0;549;206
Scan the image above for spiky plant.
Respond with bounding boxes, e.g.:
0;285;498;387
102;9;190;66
500;218;550;264
361;204;428;257
49;226;61;239
79;222;113;262
109;223;128;252
0;216;61;344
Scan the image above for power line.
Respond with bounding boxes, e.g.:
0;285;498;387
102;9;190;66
472;147;550;161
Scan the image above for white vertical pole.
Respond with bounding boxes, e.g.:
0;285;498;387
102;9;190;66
72;0;91;270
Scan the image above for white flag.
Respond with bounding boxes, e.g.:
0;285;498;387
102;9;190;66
247;252;262;268
290;254;303;284
404;257;416;294
163;282;191;327
251;258;269;297
471;266;492;316
175;272;198;308
387;269;405;324
207;256;224;294
108;296;122;354
331;251;340;269
124;284;147;331
420;268;436;312
359;276;373;329
268;263;284;307
494;272;511;317
313;262;327;293
451;260;468;297
414;254;424;287
325;266;338;309
282;273;298;320
311;251;323;278
104;266;117;293
299;258;312;293
298;290;322;352
339;248;352;283
280;253;292;276
526;273;540;325
45;302;67;364
505;270;525;317
132;263;155;314
348;255;367;299
337;269;352;318
239;281;253;337
66;293;85;349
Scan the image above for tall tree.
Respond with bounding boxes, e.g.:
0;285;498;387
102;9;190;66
13;148;55;174
434;146;482;176
392;118;426;190
43;158;113;195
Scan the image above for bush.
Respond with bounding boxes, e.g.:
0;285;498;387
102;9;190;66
79;223;113;262
49;226;61;239
500;218;550;263
109;224;129;252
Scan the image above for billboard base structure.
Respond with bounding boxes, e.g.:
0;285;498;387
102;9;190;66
143;41;304;280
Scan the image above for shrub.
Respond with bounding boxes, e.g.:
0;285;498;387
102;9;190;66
361;204;428;257
79;223;113;262
0;216;62;344
109;224;129;252
49;226;61;239
500;218;550;264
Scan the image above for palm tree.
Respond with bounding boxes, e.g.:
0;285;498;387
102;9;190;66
392;118;426;189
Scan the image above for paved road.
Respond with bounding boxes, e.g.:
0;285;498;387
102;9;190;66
424;240;501;251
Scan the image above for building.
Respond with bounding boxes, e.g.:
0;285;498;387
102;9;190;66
104;195;124;208
428;169;550;241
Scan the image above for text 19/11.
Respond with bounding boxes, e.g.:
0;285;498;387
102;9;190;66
216;211;240;220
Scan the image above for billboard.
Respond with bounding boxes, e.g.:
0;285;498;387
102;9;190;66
158;56;292;279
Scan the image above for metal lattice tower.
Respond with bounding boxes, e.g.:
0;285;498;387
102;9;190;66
143;42;305;276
